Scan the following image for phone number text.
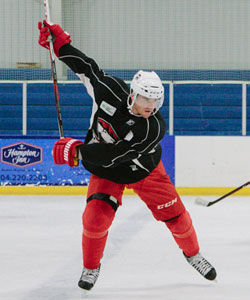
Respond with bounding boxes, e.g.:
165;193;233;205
0;174;48;182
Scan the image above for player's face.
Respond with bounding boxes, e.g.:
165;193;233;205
132;95;157;118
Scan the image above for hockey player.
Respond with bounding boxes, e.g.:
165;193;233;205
38;21;217;290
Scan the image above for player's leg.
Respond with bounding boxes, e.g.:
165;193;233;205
79;175;125;290
164;209;216;280
165;210;199;257
82;199;115;269
129;161;216;280
130;161;199;254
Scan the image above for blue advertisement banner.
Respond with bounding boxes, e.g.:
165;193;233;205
0;136;175;186
0;138;91;186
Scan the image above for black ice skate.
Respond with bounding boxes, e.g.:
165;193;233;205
78;264;101;290
184;252;217;280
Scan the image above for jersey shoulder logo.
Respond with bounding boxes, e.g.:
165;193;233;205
126;119;135;126
100;101;117;116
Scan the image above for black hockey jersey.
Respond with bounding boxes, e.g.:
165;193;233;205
59;44;166;184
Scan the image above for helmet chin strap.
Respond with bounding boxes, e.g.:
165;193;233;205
127;94;135;114
127;93;142;117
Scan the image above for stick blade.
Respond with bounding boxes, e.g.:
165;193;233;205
195;197;210;207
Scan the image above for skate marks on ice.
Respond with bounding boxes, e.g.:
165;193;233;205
0;195;154;300
0;196;82;300
0;195;250;300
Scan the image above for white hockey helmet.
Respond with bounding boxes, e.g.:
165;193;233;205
128;70;164;115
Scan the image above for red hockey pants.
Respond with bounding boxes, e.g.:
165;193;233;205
82;161;199;269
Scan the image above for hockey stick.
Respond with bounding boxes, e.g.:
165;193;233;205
195;181;250;207
44;0;80;166
44;0;64;138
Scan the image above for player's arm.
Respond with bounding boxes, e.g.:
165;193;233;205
51;136;139;168
51;123;162;168
77;119;164;167
59;44;105;85
53;118;165;167
38;21;104;90
77;140;140;167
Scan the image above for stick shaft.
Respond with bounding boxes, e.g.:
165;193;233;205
44;0;64;138
207;181;250;206
44;0;51;23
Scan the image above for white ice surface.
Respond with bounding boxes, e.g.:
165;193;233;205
0;194;249;300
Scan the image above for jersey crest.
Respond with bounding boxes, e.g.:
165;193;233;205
97;118;119;143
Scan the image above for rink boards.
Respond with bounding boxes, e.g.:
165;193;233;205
0;135;250;195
